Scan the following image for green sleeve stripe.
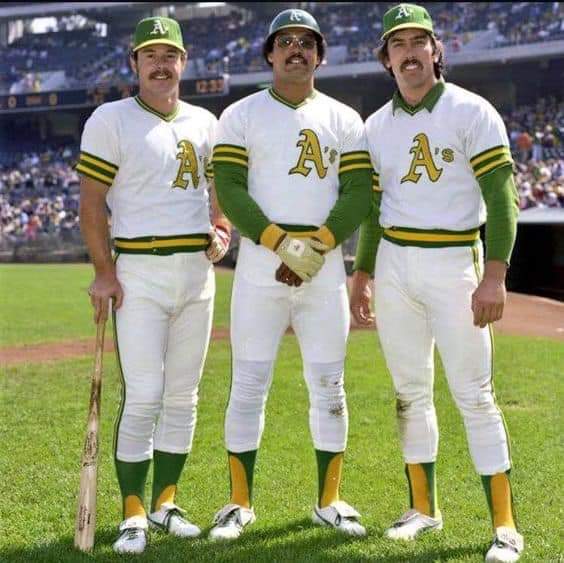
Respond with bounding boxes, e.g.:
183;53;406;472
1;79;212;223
212;156;248;168
80;150;118;172
339;162;373;174
324;167;372;246
470;145;510;167
77;157;116;179
475;158;513;179
75;163;113;186
478;165;519;263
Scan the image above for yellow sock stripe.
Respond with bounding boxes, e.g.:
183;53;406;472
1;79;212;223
320;453;343;508
154;485;176;511
229;455;251;508
124;495;146;519
407;464;431;516
490;473;516;529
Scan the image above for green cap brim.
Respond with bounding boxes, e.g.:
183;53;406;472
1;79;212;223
381;23;434;41
133;38;186;54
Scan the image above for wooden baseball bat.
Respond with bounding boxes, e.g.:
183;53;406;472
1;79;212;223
74;318;107;552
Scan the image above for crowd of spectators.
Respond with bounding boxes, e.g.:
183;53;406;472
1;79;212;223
504;97;564;209
0;147;81;246
2;2;563;93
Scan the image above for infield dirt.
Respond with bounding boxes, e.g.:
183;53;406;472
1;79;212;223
1;292;562;366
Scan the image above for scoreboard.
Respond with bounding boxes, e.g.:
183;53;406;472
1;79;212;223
0;75;229;114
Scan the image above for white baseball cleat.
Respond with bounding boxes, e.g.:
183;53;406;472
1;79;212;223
485;527;524;563
209;503;256;541
384;509;443;540
312;500;366;537
148;502;201;538
112;515;148;554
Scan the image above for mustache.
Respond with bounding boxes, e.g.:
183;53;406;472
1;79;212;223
149;70;172;79
400;58;422;71
285;54;307;64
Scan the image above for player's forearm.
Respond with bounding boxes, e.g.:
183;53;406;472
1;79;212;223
479;165;519;264
324;168;373;246
353;191;383;275
209;179;232;232
213;162;271;243
79;188;114;275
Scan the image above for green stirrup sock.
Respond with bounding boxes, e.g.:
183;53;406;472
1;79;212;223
151;450;188;512
115;458;151;518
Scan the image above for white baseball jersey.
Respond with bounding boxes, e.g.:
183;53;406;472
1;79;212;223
214;88;369;227
365;82;513;236
77;96;216;239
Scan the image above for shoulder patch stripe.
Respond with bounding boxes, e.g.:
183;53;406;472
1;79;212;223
474;158;513;179
212;156;248;168
75;164;113;186
80;151;118;172
470;145;510;167
76;158;116;180
339;163;373;174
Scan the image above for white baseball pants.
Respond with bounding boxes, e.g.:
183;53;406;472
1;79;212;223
374;239;511;475
113;252;214;462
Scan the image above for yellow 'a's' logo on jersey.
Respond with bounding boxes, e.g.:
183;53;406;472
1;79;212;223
289;129;328;179
173;140;199;189
401;133;443;184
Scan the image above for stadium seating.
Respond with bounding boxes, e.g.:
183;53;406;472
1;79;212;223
1;2;563;93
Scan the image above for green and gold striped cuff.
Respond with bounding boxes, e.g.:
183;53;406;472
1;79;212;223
75;151;118;187
470;145;513;179
212;144;248;168
372;172;382;192
114;234;209;255
384;226;480;248
338;151;372;175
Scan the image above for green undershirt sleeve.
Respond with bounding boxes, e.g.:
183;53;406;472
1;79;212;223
353;190;384;275
213;162;271;243
478;164;519;263
325;168;373;246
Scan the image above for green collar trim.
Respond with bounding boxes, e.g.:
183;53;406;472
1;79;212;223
268;88;317;110
135;95;179;122
392;81;445;116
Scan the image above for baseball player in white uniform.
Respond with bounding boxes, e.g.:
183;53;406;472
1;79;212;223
350;5;523;562
208;9;372;541
77;17;230;554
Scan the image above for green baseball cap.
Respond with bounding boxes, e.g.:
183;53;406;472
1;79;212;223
133;17;185;54
381;3;434;41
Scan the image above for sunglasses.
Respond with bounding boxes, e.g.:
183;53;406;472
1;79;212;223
275;34;317;50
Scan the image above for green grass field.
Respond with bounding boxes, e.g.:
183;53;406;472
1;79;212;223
0;264;562;562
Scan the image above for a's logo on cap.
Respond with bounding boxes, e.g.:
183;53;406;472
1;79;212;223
150;19;169;36
289;10;303;22
395;5;413;19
